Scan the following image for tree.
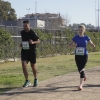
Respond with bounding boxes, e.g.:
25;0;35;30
0;28;14;60
0;0;17;21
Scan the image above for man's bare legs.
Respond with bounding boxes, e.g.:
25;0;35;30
22;61;28;80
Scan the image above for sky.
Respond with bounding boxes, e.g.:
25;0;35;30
4;0;99;26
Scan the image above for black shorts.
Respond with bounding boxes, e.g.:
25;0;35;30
21;50;36;64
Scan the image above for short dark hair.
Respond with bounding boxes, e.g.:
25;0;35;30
23;20;29;24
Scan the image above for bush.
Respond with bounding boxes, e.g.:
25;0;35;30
0;28;14;61
36;29;100;58
0;28;100;59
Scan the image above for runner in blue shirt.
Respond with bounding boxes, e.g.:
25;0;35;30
69;25;95;90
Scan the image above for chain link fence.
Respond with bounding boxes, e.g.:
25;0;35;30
1;25;99;62
0;25;75;62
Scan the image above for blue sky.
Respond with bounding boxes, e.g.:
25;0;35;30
4;0;99;26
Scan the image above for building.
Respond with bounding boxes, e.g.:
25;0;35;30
18;18;45;28
18;13;66;29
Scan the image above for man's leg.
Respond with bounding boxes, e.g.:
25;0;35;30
22;60;28;80
31;63;38;87
22;60;31;87
31;63;37;80
30;52;38;87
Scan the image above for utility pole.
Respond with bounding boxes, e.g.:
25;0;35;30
35;1;37;28
95;1;97;27
98;0;100;32
26;8;30;20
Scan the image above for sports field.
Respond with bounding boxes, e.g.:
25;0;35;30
0;52;100;93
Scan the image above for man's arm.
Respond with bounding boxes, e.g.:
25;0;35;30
29;39;40;44
30;30;40;44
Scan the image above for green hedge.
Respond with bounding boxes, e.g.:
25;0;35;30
0;28;100;60
35;29;100;58
0;28;14;60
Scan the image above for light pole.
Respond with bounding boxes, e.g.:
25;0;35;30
98;0;100;32
26;8;30;20
35;1;37;28
95;1;97;27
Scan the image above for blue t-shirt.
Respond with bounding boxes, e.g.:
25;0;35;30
72;35;90;55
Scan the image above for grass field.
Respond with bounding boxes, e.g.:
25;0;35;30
0;52;100;93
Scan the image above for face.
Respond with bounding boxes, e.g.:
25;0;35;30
78;27;85;35
23;23;30;31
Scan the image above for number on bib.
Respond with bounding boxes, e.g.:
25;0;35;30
76;47;84;55
22;41;29;50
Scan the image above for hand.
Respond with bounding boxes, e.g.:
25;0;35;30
68;43;77;48
74;43;77;47
92;44;95;48
92;44;96;52
29;39;34;44
69;44;77;48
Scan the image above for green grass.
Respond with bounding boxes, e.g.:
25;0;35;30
0;52;100;93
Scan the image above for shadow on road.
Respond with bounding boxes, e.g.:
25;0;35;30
84;84;100;87
1;79;100;96
0;87;18;93
0;85;77;96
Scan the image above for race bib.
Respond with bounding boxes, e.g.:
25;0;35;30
22;41;29;50
76;47;85;55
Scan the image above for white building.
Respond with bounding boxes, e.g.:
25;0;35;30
18;13;66;29
18;18;45;28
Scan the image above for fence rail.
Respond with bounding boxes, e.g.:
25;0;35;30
0;25;100;62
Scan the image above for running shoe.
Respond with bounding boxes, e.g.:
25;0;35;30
23;80;31;87
33;79;38;87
